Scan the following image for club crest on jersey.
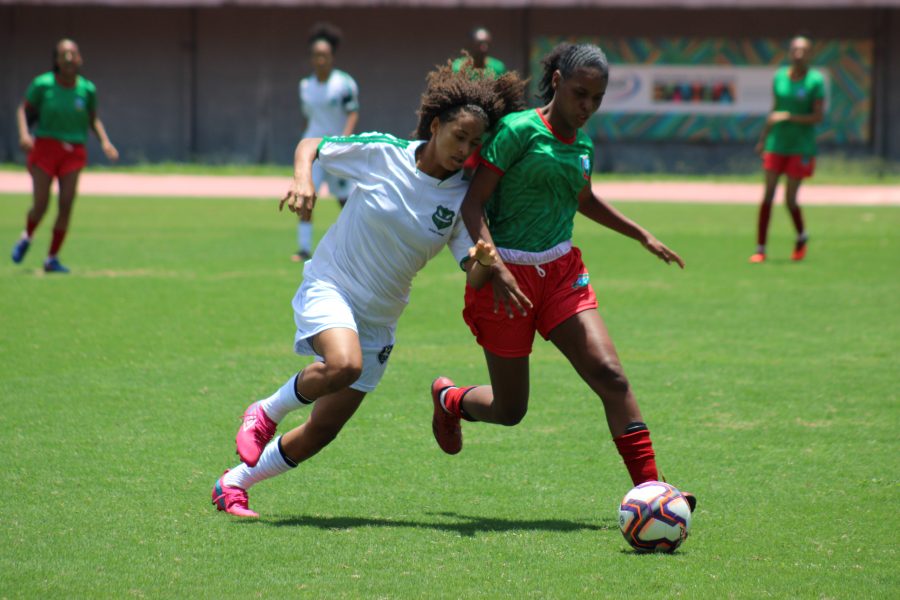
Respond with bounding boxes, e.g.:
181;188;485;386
74;97;85;111
579;154;591;180
378;344;394;364
572;273;590;288
431;205;455;231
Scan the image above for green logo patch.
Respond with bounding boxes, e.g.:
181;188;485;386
431;205;455;230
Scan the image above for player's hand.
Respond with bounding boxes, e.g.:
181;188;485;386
642;234;685;269
491;262;533;318
102;142;119;162
469;239;498;267
766;111;790;126
19;134;34;153
280;180;317;219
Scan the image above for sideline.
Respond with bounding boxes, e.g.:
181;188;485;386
0;171;897;206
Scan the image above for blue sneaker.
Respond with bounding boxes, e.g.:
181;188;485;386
11;238;30;264
43;257;70;274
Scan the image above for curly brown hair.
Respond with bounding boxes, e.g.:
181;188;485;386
414;59;527;140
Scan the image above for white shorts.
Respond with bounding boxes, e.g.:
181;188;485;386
292;277;395;393
312;161;355;200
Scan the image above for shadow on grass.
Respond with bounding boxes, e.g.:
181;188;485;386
249;511;615;537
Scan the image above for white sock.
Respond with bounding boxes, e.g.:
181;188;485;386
298;222;313;254
756;244;766;254
439;386;456;413
797;232;809;243
259;374;311;423
223;436;296;490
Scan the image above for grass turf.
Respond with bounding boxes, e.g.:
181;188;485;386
1;194;897;598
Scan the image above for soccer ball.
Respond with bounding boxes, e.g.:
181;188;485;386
618;481;692;553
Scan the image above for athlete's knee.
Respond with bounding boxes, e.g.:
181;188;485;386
494;399;528;426
594;359;630;395
322;357;363;389
498;407;527;426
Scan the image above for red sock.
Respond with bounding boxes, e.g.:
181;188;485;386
48;228;68;256
613;428;659;485
25;217;40;238
756;203;773;247
442;386;476;419
788;206;805;236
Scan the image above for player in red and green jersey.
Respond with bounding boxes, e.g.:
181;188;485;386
11;39;118;273
751;35;825;264
430;43;696;511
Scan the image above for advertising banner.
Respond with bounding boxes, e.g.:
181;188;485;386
531;37;870;143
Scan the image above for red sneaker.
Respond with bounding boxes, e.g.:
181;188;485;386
791;241;807;261
749;252;766;264
236;401;277;467
431;377;462;455
211;471;259;518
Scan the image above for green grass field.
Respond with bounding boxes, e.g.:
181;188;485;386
1;194;897;598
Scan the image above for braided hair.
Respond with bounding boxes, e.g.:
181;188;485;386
538;43;609;104
415;60;527;140
308;22;342;53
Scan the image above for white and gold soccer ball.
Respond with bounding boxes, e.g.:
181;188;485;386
618;481;692;553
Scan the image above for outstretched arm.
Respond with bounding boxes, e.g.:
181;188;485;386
280;137;322;219
577;184;684;268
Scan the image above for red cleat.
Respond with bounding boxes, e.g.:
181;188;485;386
791;241;807;261
749;252;766;264
431;377;462;455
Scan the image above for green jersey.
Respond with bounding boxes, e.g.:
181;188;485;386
480;109;594;253
764;67;825;157
25;72;97;144
452;56;507;78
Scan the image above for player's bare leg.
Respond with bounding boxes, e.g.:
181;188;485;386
43;169;80;272
751;169;780;263
236;327;362;466
12;166;52;264
279;387;366;464
785;176;808;260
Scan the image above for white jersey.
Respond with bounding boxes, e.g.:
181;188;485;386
298;133;474;327
299;69;359;138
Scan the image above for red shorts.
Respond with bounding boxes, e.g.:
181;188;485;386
763;152;815;179
463;246;598;358
28;137;87;178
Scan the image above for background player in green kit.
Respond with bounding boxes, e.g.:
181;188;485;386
452;27;507;78
11;39;118;273
430;43;695;511
751;35;825;264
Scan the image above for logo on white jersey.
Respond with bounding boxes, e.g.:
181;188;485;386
431;205;455;231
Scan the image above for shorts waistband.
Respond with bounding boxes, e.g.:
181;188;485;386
498;240;572;266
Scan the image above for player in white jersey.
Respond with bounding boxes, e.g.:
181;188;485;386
211;62;527;517
294;23;360;262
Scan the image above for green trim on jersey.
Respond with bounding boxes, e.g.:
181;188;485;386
25;72;96;144
480;109;593;253
319;133;411;151
764;67;825;157
451;56;507;78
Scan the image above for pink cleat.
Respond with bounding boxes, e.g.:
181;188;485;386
211;471;259;518
236;401;277;467
431;376;462;455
